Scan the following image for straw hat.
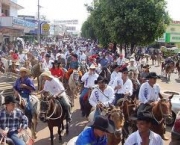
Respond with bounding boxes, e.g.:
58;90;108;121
19;67;30;74
41;71;53;78
89;64;96;69
22;49;29;54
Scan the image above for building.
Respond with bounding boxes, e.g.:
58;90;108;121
158;21;180;43
0;0;37;43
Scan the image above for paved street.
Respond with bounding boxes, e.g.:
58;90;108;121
33;61;180;145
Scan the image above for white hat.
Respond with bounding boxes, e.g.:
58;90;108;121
41;71;53;78
22;49;29;54
89;64;96;69
130;58;135;62
9;50;13;53
56;53;61;58
19;67;30;74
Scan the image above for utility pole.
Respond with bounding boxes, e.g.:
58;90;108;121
37;0;41;45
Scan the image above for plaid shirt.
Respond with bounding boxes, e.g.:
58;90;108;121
0;108;28;132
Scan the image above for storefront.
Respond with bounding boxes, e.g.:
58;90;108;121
0;16;37;43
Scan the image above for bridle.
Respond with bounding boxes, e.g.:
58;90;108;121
152;99;172;124
40;98;62;120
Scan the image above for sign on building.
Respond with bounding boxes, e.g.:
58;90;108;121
54;20;78;25
66;26;76;31
166;33;180;43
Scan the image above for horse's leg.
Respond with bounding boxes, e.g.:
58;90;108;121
66;119;69;134
61;122;64;130
48;124;54;145
58;123;62;143
32;114;38;139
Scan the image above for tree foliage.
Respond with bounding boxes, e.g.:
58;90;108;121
81;0;171;48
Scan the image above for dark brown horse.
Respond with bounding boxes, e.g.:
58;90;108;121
39;94;69;145
116;97;138;145
150;94;174;140
163;61;175;81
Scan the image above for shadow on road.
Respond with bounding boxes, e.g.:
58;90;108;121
35;109;88;145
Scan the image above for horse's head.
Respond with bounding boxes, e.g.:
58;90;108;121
106;105;124;138
156;93;174;118
39;92;52;122
72;70;80;84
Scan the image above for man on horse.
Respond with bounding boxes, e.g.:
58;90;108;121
125;109;163;145
40;71;72;122
0;96;28;145
112;67;133;105
76;115;115;145
14;67;36;120
80;64;99;117
89;76;115;120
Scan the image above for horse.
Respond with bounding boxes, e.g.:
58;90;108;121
151;54;157;65
116;97;138;144
87;105;124;145
31;63;43;90
176;59;180;79
15;93;40;139
39;94;69;145
79;61;88;75
163;61;175;81
68;70;81;106
150;94;174;140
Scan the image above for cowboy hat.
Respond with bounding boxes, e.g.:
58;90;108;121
90;115;115;133
112;64;120;70
19;67;30;74
143;64;150;69
89;64;96;69
52;60;60;64
71;53;78;59
45;53;51;58
94;76;108;84
119;66;128;73
137;110;158;125
2;96;18;105
146;72;160;79
41;71;53;78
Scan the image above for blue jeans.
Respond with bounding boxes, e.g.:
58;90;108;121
79;88;89;111
8;132;25;145
20;93;33;118
114;94;124;105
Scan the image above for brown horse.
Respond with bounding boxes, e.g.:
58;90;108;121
116;97;138;144
150;94;174;140
176;60;180;79
39;94;69;145
162;61;175;81
31;63;43;90
105;105;124;145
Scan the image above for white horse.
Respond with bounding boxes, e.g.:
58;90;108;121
68;70;80;106
15;93;40;139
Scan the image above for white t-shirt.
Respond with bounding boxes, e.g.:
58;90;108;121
138;82;160;104
81;72;99;88
125;130;163;145
43;77;65;96
89;86;115;107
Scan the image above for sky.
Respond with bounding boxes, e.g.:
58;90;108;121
17;0;180;31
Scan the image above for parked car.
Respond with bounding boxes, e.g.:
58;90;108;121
162;91;180;126
170;111;180;145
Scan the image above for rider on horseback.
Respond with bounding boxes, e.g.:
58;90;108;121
0;96;28;145
40;71;72;122
80;64;99;117
14;67;36;120
164;57;173;66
